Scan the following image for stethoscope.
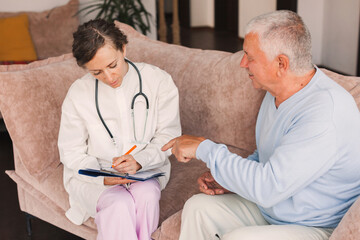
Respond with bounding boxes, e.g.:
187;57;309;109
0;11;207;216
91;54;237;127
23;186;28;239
95;59;149;148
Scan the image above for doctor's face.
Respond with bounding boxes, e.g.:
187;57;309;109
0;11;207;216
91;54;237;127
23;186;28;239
85;43;128;88
240;32;277;92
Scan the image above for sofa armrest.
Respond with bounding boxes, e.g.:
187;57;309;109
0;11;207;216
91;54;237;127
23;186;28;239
330;196;360;240
152;210;182;240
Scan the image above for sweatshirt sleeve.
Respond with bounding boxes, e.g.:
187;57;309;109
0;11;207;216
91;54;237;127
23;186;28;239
247;149;259;162
196;114;337;208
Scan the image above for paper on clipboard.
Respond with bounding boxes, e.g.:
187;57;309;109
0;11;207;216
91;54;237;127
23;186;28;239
78;168;165;181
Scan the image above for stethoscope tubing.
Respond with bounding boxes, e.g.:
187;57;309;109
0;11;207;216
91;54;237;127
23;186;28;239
95;79;114;141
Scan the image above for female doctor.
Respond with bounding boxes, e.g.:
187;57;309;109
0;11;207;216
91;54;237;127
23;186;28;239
58;19;181;240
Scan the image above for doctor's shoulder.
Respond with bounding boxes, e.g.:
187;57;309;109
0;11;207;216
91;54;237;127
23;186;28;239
65;73;95;100
140;62;175;85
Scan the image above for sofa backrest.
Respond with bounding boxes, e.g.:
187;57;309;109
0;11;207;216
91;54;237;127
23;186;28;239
0;22;359;183
0;55;86;181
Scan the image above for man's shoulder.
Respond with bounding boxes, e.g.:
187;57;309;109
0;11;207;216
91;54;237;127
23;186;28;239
315;70;356;107
315;69;350;94
300;69;350;105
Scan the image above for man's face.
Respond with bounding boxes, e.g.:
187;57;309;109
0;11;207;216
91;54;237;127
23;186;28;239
240;32;277;92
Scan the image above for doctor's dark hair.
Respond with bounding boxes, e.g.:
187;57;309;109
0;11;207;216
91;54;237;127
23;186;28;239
72;19;128;67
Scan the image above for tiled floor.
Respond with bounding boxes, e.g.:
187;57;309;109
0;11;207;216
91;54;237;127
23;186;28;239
0;27;243;239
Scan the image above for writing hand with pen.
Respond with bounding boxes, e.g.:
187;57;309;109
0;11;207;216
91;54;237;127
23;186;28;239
104;145;141;186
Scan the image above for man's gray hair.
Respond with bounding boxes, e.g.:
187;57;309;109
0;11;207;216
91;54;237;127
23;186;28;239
245;10;313;75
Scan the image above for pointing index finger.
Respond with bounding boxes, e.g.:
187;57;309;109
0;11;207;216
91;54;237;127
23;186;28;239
161;138;177;151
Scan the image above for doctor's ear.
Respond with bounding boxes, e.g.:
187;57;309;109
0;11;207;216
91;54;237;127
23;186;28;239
276;54;289;77
122;45;127;58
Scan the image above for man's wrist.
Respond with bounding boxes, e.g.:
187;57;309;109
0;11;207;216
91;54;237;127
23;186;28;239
196;139;214;160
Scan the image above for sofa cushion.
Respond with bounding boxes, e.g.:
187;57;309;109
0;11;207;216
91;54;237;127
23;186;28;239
329;196;360;240
0;0;79;59
158;156;207;224
0;61;35;65
152;210;182;240
0;53;86;182
0;14;37;61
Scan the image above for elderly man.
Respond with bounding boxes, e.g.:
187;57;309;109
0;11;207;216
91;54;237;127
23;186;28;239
162;10;360;240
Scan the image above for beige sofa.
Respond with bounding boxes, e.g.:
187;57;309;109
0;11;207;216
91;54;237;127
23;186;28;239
0;22;359;240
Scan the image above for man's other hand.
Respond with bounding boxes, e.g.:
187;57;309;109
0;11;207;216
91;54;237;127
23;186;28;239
198;171;230;195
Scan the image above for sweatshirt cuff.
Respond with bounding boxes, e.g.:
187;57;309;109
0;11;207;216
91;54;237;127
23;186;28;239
196;139;217;163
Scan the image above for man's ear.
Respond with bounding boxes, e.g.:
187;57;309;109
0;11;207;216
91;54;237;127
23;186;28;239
276;54;289;77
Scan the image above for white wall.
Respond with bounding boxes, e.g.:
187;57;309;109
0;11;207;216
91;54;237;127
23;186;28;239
297;0;325;66
299;0;359;75
0;0;157;40
238;0;276;38
141;0;157;40
322;0;359;75
0;0;69;12
190;0;214;27
189;0;276;37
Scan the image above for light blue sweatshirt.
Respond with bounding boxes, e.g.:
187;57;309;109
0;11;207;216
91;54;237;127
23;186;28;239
196;68;360;228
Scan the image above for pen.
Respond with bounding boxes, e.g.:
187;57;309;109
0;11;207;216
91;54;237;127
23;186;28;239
124;145;137;155
112;145;137;168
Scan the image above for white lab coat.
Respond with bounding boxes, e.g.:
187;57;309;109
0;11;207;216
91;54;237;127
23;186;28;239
58;62;181;225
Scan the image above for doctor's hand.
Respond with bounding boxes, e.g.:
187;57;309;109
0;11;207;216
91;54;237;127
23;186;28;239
104;177;136;186
198;171;230;195
161;135;206;163
112;155;142;175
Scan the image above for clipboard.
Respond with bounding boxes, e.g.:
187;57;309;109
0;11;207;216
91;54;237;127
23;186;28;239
78;168;165;181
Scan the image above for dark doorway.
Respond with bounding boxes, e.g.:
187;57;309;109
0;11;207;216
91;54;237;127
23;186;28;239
358;15;360;76
179;0;190;28
277;0;297;12
215;0;238;35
